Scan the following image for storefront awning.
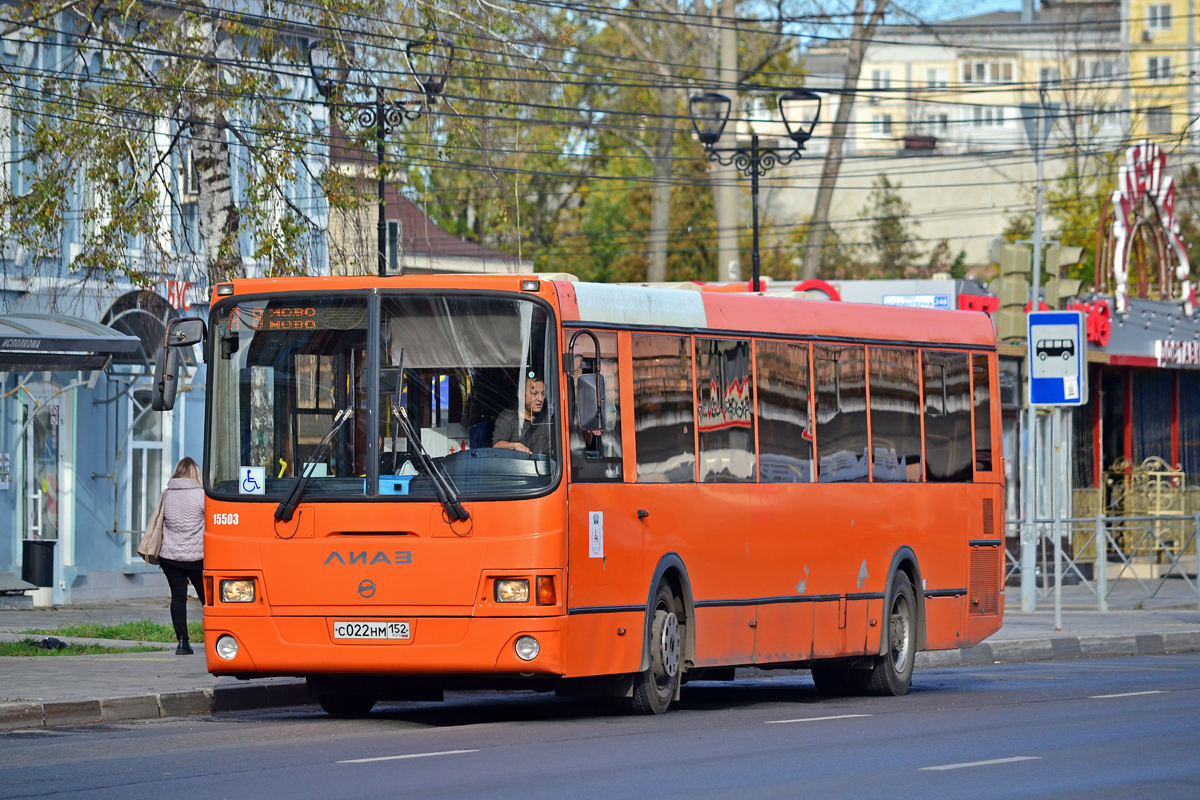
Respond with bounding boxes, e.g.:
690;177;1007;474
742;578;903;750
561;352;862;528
0;313;142;370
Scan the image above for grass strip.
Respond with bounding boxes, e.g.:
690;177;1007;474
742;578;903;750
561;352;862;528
0;638;162;657
23;619;203;643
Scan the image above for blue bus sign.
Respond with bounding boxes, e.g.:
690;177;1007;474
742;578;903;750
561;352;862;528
1028;310;1087;406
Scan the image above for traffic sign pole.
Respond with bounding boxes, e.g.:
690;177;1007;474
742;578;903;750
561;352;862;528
1022;100;1046;614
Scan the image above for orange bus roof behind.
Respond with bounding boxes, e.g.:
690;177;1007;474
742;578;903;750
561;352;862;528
554;281;996;348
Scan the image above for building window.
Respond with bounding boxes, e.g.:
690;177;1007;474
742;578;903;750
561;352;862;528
1147;4;1172;30
926;68;949;89
871;114;893;136
387;220;399;274
1039;67;1061;87
1083;58;1117;81
1147;106;1171;134
961;60;1014;84
971;106;1006;128
1091;104;1118;128
1147;56;1172;81
931;113;949;134
871;69;892;90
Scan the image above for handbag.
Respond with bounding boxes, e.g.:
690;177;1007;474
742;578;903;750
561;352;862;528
137;489;167;565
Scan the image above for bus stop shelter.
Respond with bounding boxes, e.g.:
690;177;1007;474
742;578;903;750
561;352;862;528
0;313;142;371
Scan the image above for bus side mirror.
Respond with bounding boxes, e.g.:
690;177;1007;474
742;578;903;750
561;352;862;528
151;345;181;411
575;372;605;432
167;317;206;349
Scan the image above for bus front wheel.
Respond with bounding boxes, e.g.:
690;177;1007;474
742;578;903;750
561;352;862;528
629;583;682;714
861;572;916;696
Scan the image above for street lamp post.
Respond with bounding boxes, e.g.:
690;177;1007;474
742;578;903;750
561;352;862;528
309;38;454;278
689;89;821;293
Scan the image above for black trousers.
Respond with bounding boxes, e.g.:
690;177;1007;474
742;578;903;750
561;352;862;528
159;558;204;640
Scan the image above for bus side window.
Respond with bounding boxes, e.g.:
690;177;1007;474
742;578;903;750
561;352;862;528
696;338;755;482
973;354;994;473
632;334;695;483
814;345;869;483
756;341;813;483
923;350;973;482
869;348;923;483
567;331;623;482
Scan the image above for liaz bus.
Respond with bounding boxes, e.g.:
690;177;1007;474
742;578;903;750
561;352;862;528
153;275;1004;716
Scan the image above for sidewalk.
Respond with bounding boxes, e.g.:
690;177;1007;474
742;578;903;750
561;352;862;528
2;582;1198;731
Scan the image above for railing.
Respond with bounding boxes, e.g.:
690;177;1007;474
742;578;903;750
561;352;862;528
1005;514;1200;619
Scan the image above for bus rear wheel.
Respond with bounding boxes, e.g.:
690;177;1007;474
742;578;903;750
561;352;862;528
629;583;682;715
317;690;377;718
861;572;916;696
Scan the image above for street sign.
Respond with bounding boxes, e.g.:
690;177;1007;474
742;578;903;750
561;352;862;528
1028;310;1087;406
1019;102;1060;151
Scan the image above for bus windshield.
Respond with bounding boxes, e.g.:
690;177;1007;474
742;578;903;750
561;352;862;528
206;294;559;500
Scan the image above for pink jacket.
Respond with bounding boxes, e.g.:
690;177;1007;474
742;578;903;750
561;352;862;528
160;477;205;562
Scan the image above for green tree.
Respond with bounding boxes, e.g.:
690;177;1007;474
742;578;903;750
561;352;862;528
858;173;922;278
1;2;376;289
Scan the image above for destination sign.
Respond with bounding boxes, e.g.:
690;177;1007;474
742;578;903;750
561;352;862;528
231;304;366;332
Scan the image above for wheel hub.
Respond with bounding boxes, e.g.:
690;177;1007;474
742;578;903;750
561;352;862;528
660;612;680;677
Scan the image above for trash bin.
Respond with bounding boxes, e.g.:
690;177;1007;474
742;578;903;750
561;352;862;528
22;539;56;587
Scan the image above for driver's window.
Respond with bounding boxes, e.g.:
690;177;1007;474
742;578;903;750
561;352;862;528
566;330;623;483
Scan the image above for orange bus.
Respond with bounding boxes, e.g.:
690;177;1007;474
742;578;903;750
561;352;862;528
154;275;1004;716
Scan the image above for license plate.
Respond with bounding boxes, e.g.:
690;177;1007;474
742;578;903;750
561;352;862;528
332;621;411;640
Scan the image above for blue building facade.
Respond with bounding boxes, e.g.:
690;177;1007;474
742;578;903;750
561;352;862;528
0;18;329;602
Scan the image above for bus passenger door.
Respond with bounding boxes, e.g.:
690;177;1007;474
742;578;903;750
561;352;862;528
563;330;646;677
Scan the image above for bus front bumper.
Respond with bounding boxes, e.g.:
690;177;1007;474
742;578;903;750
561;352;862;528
203;614;565;677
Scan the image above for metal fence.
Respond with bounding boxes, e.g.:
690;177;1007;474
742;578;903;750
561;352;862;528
1005;514;1200;616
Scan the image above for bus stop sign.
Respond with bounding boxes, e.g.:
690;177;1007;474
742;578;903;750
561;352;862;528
1028;310;1087;406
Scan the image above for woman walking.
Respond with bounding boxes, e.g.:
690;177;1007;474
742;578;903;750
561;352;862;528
160;457;206;654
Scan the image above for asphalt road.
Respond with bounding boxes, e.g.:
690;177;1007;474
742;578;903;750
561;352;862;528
3;654;1199;800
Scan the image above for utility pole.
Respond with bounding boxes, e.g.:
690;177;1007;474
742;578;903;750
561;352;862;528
1022;93;1047;614
715;0;740;281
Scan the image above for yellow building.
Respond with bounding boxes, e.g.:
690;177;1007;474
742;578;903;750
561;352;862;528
851;1;1123;156
1126;0;1191;141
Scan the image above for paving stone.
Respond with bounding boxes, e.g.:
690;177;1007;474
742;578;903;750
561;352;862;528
100;695;161;722
42;700;101;726
0;702;43;731
158;689;213;717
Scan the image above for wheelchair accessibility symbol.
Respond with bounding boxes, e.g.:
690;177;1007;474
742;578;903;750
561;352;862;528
239;466;266;495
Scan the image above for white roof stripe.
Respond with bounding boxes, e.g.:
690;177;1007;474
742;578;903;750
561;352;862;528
572;283;708;328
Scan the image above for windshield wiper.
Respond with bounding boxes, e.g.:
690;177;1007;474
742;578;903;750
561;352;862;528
275;407;355;523
390;404;470;522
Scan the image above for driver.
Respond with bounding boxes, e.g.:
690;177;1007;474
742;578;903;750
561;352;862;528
493;375;551;455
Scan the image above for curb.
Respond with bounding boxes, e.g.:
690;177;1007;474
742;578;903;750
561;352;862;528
0;681;313;732
4;630;1200;732
914;630;1200;668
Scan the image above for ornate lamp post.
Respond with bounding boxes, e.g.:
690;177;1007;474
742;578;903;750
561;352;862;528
309;38;454;278
689;89;821;293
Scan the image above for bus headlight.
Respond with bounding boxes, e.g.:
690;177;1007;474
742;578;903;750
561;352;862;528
494;579;530;603
515;636;540;661
215;635;239;660
220;579;256;603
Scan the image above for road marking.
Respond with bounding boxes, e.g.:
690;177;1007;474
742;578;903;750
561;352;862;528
338;749;478;764
1090;690;1167;699
765;714;872;725
920;756;1040;771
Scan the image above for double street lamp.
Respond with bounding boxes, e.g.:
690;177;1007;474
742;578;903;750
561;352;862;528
689;89;821;293
309;38;455;278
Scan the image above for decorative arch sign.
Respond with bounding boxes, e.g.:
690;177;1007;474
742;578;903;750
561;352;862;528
1107;140;1193;316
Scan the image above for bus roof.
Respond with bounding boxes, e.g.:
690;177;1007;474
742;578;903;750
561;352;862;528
554;281;997;349
211;275;996;349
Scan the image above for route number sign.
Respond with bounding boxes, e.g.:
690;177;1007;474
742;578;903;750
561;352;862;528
1028;310;1087;406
